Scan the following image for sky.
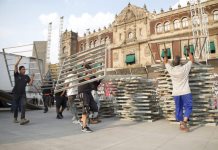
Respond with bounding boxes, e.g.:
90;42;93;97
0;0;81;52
0;0;189;63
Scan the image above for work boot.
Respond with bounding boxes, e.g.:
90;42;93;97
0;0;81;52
89;118;98;124
95;117;102;123
81;126;93;133
13;118;19;123
72;117;80;124
59;112;63;118
20;118;30;125
44;107;48;113
179;121;189;132
56;114;62;119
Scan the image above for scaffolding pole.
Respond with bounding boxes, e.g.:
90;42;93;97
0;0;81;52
58;16;64;64
190;0;210;63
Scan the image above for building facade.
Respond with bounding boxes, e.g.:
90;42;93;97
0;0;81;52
32;41;47;74
60;0;218;69
59;31;78;64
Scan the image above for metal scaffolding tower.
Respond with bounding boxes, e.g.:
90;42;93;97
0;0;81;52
58;16;64;64
190;0;210;63
46;22;52;64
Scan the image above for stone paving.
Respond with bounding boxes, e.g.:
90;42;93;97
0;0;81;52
0;108;217;150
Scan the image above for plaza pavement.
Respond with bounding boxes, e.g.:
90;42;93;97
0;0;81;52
0;108;217;150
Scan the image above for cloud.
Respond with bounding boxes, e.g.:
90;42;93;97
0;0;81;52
39;12;60;64
38;12;60;42
173;0;188;8
38;12;115;63
39;13;59;26
67;12;115;36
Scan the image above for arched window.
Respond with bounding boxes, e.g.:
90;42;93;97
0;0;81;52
214;10;218;21
94;40;97;47
101;38;105;44
80;44;83;51
119;33;122;41
128;32;133;39
156;23;163;33
90;41;93;48
139;28;142;36
105;37;110;44
164;22;170;31
84;43;86;50
62;46;67;54
182;17;189;28
174;19;181;29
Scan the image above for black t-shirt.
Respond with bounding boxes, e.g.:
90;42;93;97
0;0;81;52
12;72;30;95
55;90;66;97
90;76;102;91
78;78;92;93
41;85;52;94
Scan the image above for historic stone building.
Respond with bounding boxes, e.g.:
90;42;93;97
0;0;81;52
60;0;218;69
59;31;78;64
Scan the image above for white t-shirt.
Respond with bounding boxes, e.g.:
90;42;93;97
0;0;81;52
65;74;78;96
165;61;192;96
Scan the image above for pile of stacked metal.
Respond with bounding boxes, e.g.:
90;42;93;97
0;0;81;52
206;73;218;126
99;99;115;118
73;97;83;118
190;65;214;125
111;76;160;121
73;97;115;118
156;63;216;125
97;82;116;118
207;108;218;126
156;68;174;121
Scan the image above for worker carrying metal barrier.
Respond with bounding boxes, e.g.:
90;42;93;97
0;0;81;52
54;44;109;132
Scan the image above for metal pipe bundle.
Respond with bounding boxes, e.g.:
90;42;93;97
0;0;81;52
54;44;108;94
106;76;160;122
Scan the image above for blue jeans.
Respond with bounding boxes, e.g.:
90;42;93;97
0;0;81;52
14;94;26;119
68;95;78;120
174;93;193;121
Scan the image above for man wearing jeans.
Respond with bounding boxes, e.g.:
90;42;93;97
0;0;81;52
164;47;194;132
12;56;34;125
65;73;79;124
41;81;52;113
